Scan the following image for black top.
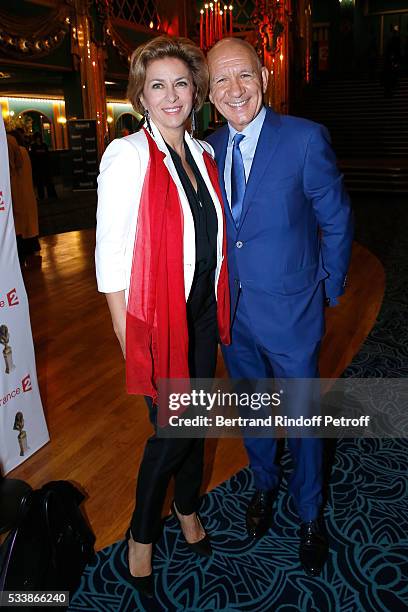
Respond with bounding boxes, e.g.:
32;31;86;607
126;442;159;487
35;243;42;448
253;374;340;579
167;141;218;277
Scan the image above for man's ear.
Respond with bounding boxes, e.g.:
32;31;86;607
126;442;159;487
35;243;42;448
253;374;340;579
261;67;269;93
209;90;214;104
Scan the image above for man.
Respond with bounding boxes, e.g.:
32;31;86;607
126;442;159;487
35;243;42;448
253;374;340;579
206;38;353;576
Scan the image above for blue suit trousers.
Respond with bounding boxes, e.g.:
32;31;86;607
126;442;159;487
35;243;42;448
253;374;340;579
222;289;323;522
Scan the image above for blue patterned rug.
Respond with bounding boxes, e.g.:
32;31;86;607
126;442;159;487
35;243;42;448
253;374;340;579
69;196;408;611
69;446;408;612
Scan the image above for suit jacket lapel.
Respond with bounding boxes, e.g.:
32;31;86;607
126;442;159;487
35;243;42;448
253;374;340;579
238;109;282;231
208;126;234;226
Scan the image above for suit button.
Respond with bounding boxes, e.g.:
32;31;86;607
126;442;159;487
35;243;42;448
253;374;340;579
236;241;243;249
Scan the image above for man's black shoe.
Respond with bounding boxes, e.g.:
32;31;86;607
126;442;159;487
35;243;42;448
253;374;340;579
299;517;329;576
246;489;276;539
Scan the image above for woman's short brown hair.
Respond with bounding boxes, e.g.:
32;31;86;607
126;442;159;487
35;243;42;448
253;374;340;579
127;36;208;115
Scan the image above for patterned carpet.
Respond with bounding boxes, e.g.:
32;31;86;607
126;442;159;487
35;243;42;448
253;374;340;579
69;196;408;611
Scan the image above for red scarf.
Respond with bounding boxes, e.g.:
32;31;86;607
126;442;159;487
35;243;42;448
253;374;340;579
126;129;230;401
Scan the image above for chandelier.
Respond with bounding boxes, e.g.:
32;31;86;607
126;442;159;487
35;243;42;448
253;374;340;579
198;2;234;51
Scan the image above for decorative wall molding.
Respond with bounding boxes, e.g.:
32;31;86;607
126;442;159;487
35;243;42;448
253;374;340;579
252;0;292;114
253;0;287;61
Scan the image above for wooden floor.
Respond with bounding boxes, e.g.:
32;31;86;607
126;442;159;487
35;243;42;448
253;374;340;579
8;230;385;550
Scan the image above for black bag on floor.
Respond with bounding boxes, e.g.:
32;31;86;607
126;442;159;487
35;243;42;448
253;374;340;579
0;480;95;597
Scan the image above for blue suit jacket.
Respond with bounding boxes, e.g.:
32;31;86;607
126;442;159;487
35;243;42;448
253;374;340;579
207;107;353;352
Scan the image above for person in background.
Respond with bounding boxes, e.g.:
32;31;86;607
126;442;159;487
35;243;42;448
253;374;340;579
30;132;57;200
96;36;230;598
6;132;24;264
10;129;40;265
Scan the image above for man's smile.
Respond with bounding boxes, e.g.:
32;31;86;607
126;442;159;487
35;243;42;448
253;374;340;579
226;99;250;108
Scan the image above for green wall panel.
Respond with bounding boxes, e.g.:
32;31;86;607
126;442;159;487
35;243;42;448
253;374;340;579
7;98;55;118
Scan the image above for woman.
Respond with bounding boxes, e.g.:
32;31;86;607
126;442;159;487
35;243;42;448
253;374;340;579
96;36;230;597
6;132;23;262
10;129;40;263
30;132;57;200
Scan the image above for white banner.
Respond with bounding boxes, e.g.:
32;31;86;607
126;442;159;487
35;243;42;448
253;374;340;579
0;116;49;474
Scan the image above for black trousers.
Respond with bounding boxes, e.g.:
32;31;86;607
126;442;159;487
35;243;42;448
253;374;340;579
130;271;218;543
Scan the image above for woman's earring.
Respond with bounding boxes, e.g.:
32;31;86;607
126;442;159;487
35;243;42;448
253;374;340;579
190;108;197;137
144;108;152;133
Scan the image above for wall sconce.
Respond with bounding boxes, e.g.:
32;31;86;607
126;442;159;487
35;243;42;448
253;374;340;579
57;116;67;124
107;116;114;124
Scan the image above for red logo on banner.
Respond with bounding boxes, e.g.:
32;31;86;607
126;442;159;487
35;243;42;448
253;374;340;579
22;375;33;393
7;288;19;307
0;191;5;211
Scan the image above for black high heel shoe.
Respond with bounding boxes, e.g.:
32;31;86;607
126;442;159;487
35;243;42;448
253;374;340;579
124;529;154;598
171;501;212;558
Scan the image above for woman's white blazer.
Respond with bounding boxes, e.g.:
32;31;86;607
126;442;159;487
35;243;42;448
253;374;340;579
95;120;225;305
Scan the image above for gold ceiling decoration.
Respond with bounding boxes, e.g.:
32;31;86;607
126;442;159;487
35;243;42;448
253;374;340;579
0;3;71;59
95;0;161;66
105;23;133;64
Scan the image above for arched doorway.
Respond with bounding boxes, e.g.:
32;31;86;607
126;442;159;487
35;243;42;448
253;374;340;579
115;112;141;137
19;110;53;148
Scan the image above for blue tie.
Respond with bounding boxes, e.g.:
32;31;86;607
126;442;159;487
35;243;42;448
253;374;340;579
231;133;246;228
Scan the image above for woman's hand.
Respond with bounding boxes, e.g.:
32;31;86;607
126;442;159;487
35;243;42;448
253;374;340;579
105;291;127;358
114;321;126;358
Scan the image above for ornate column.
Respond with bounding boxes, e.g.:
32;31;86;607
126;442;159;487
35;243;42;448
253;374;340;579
53;101;68;149
302;0;312;85
70;0;107;156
